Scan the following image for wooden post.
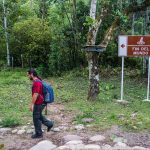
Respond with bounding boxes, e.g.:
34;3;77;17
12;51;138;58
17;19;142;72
12;56;14;69
29;56;32;68
21;54;24;68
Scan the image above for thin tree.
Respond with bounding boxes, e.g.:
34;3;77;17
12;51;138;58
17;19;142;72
3;0;10;66
30;0;33;9
86;0;107;100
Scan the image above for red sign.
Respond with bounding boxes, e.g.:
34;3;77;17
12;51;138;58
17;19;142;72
128;46;150;56
127;36;150;56
119;36;150;57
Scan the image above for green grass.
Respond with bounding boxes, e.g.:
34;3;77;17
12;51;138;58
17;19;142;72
0;116;20;127
0;67;150;131
53;68;150;131
0;68;31;127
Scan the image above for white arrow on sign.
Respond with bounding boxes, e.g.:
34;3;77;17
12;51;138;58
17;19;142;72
118;36;128;57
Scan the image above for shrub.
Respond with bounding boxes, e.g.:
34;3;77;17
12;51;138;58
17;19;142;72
0;116;20;127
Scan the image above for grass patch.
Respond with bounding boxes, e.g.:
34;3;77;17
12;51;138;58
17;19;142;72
0;116;20;127
0;68;31;126
53;68;150;131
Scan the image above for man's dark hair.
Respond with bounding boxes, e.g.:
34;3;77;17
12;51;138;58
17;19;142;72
27;68;42;80
27;68;38;77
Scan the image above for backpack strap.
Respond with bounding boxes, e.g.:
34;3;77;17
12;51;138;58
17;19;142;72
34;79;42;83
45;104;48;115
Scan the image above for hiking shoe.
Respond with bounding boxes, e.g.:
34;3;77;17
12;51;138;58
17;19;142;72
31;134;43;139
47;124;53;132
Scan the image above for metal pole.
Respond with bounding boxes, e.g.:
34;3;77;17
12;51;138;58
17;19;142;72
121;56;124;100
146;57;150;100
143;57;150;102
143;56;145;75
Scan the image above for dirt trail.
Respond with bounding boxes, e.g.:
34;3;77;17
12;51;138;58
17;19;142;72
0;103;150;150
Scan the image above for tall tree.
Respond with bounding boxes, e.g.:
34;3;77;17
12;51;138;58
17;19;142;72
86;0;99;100
86;0;107;100
2;0;10;66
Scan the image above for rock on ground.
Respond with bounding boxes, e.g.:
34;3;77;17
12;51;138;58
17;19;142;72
63;135;83;143
90;135;106;142
29;140;57;150
132;146;149;150
0;128;11;134
84;144;101;150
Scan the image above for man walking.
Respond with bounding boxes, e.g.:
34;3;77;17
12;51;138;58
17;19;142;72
27;68;53;139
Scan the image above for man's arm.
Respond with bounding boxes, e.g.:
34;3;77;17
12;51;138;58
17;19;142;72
32;93;39;104
30;93;39;112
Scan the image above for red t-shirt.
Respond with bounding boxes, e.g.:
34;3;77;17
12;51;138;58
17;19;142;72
32;81;44;105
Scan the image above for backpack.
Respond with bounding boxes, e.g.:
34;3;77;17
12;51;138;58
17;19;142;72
42;81;54;104
35;80;54;104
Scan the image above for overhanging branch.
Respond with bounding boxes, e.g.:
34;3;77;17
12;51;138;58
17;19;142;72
87;8;108;45
99;17;119;47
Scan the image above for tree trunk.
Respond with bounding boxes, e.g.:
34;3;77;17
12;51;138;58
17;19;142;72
143;8;149;74
132;13;135;35
87;0;99;100
3;0;10;66
21;54;24;68
87;52;99;100
11;56;14;69
30;0;33;9
72;0;78;67
40;0;46;20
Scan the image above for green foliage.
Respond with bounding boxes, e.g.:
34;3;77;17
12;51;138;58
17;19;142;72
46;0;88;74
36;65;50;77
19;0;39;19
0;116;20;127
12;17;51;67
134;17;144;35
0;60;6;68
0;0;148;74
75;108;95;125
84;16;96;27
114;10;128;24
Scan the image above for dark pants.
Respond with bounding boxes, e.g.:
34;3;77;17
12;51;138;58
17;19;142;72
33;104;53;135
